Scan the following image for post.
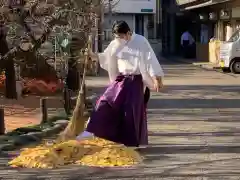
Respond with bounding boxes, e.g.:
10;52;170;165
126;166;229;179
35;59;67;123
54;36;57;70
94;16;100;76
40;98;47;123
98;0;103;52
144;15;148;38
5;58;17;99
63;86;71;115
108;0;112;26
95;16;99;53
0;108;5;135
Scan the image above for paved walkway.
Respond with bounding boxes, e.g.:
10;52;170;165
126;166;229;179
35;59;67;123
1;60;240;179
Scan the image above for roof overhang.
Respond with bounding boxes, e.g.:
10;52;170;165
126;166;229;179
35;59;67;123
178;0;232;11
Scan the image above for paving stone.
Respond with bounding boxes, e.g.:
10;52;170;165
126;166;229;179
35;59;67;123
0;62;240;179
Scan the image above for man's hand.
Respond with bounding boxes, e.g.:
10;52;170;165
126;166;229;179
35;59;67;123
153;76;163;92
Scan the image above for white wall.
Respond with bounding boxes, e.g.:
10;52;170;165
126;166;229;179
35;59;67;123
104;14;134;30
103;14;134;40
111;0;156;14
103;13;156;40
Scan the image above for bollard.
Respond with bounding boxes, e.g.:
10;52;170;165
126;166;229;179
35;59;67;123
0;108;5;134
63;87;71;115
40;98;47;124
83;83;86;106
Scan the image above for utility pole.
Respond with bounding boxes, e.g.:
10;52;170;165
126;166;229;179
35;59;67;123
97;0;103;52
108;0;112;26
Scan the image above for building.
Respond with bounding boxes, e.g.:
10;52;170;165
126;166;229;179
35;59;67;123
177;0;236;41
103;0;157;40
161;0;240;58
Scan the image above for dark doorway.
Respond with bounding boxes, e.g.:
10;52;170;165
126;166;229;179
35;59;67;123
174;13;198;56
135;14;144;36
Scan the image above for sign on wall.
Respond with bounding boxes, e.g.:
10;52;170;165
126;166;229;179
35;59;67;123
220;9;230;20
209;12;217;21
199;13;208;21
232;7;240;18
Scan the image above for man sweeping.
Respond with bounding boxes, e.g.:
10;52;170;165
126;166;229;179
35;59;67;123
77;21;164;147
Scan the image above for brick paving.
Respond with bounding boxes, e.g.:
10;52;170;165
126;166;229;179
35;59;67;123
0;61;240;179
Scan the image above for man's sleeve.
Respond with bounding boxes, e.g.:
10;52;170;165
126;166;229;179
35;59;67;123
143;37;164;77
97;40;115;70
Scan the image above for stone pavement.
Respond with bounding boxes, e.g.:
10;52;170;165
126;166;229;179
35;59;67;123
0;61;240;179
168;56;231;73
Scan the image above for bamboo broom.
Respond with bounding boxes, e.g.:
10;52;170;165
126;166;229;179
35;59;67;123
58;35;92;141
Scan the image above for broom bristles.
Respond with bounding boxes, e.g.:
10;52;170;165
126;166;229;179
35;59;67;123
58;91;89;142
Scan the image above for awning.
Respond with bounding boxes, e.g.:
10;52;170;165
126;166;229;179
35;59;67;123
181;0;231;10
176;0;199;6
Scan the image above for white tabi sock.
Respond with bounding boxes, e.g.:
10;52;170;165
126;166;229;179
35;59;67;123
76;131;93;141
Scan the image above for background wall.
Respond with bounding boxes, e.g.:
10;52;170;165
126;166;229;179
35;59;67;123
111;0;156;13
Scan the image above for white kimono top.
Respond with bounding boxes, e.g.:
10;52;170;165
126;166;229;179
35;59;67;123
98;33;164;89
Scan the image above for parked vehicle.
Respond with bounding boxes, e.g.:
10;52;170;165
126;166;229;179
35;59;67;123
220;29;240;74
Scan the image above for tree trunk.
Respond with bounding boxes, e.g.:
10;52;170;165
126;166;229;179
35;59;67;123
5;58;17;99
0;24;17;99
66;35;84;91
66;64;79;91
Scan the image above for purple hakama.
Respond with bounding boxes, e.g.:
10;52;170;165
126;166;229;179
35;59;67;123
86;74;149;147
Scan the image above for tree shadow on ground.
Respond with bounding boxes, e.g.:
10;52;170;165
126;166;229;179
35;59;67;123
149;84;240;109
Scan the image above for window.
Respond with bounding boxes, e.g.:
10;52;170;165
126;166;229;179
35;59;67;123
235;20;240;30
227;29;240;42
148;14;154;39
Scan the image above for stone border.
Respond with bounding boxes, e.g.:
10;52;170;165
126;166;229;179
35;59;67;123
170;57;218;70
0;94;97;152
0;119;69;152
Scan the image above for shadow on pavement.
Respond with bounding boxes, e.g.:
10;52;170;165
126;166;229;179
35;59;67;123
149;85;240;109
150;99;240;109
0;64;239;179
139;145;240;155
148;131;240;137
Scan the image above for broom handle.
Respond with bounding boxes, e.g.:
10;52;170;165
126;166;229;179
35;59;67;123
58;37;93;141
69;35;92;122
80;35;92;93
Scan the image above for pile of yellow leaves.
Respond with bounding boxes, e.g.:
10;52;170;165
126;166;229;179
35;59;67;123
8;137;142;168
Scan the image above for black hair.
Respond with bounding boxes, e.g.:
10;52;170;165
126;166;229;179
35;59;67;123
112;20;130;34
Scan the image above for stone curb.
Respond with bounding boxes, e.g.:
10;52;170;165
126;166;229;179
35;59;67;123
193;63;221;70
172;57;222;71
0;119;68;152
0;94;97;152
